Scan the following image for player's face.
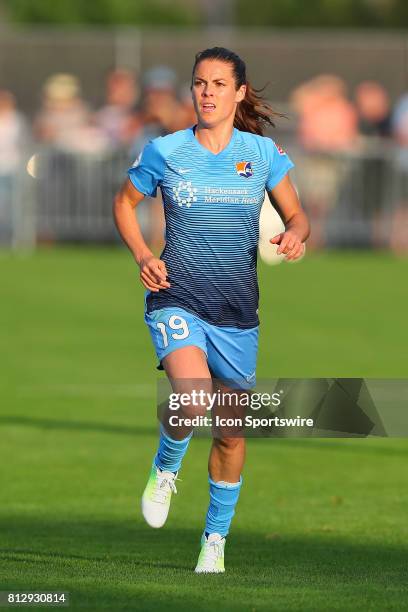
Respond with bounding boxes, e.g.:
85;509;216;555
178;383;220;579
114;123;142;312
192;59;246;128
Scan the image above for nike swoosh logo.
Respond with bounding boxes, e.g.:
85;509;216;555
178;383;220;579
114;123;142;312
178;168;191;174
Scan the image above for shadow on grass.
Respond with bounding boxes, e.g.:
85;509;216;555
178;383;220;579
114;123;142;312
0;415;157;437
251;437;408;456
1;416;408;457
1;515;407;611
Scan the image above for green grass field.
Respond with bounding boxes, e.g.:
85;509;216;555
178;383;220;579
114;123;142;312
1;248;408;611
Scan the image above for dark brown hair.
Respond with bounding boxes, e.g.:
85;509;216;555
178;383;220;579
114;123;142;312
192;47;283;136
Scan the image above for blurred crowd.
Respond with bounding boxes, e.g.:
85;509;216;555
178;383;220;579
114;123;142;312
1;67;408;250
3;67;406;161
31;67;195;156
290;75;408;251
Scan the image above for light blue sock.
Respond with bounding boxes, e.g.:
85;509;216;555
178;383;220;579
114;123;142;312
154;425;193;473
205;475;243;538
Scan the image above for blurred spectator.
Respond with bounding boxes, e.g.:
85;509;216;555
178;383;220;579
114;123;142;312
130;66;185;251
389;93;408;253
290;75;358;249
34;73;108;154
292;75;358;152
34;74;89;143
352;82;392;249
0;90;29;239
0;90;28;176
130;66;187;156
142;66;184;130
355;81;391;139
392;93;408;145
178;82;197;128
95;69;142;148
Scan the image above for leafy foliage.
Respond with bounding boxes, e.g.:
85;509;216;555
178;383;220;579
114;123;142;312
2;0;199;26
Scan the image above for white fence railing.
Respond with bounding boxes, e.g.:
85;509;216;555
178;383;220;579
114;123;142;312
1;143;408;251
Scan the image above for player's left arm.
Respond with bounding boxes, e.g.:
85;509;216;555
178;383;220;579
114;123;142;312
267;174;310;261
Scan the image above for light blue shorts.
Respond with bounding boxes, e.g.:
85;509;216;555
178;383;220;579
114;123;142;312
144;305;259;389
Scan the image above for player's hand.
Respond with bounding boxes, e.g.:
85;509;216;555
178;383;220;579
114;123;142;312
138;255;171;292
270;231;305;261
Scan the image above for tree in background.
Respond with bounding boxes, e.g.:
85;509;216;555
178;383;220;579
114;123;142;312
0;0;199;26
235;0;408;28
2;0;408;28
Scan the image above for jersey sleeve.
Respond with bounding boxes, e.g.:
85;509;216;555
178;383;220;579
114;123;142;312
127;140;165;197
265;139;295;191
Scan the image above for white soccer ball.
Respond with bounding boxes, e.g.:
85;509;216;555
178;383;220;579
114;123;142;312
258;192;305;265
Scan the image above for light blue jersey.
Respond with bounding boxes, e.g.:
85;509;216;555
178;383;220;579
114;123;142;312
128;126;294;329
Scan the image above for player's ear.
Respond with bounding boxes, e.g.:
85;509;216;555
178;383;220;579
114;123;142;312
235;84;246;103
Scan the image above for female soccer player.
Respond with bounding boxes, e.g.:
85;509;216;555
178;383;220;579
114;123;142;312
113;47;310;573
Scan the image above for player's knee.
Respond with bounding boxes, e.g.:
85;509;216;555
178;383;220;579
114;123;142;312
213;436;244;453
179;404;205;419
170;381;213;418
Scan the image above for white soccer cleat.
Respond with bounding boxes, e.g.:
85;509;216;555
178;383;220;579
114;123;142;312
194;532;226;573
141;463;178;528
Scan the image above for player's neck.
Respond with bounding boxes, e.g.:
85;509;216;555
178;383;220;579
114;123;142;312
194;122;235;155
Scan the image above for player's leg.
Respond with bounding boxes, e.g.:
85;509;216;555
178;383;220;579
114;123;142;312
195;323;258;573
208;381;246;482
156;344;212;471
195;382;246;573
142;307;210;528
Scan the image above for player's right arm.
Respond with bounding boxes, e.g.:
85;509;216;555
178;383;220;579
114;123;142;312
113;178;170;292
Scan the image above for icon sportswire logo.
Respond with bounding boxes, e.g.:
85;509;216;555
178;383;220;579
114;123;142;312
172;181;198;207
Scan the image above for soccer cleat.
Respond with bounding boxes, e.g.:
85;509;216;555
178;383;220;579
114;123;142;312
141;463;178;528
194;532;226;573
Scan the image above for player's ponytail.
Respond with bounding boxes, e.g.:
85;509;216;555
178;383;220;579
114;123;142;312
192;47;284;136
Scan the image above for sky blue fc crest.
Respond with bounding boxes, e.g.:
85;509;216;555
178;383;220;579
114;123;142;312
235;161;253;178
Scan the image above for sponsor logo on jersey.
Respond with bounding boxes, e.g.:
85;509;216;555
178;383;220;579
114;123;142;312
235;161;253;178
275;143;286;155
172;180;198;208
